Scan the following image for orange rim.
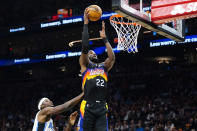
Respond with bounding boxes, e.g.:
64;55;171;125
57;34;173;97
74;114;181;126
110;14;138;26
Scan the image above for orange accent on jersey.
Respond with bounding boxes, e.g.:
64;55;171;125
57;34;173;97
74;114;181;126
76;127;80;131
80;100;86;118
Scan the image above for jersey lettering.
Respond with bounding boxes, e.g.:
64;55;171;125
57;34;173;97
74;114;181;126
89;69;104;76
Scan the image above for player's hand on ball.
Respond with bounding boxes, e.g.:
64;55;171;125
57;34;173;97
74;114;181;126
99;21;106;38
84;8;89;24
68;111;78;126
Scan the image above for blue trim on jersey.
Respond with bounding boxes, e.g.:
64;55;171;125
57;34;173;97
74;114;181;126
82;69;89;79
79;113;84;131
36;121;39;131
43;122;47;131
82;68;88;77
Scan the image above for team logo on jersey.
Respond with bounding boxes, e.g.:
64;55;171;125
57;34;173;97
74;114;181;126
82;68;108;87
48;122;53;129
89;69;104;76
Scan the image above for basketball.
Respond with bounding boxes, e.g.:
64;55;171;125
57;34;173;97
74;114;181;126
87;5;102;21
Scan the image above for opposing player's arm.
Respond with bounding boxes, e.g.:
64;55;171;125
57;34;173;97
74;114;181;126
40;93;84;116
100;21;115;71
79;8;90;73
64;111;78;131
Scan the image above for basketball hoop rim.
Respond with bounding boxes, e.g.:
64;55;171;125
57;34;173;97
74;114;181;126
110;14;138;26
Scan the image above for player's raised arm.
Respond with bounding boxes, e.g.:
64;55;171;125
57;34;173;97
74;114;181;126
79;8;90;73
40;93;84;116
100;21;115;71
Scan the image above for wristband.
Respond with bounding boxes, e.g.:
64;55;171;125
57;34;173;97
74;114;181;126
103;37;108;44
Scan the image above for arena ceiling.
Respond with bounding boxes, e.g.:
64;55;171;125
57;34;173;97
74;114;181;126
0;0;111;27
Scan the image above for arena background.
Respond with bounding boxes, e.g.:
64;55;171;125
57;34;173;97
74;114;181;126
0;0;197;130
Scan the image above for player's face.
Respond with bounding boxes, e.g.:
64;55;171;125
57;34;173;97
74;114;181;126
43;98;54;108
88;50;98;62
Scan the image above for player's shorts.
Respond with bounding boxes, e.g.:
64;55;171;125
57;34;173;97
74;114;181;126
77;100;108;131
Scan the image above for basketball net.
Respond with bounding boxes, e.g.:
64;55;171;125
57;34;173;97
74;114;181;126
110;14;141;53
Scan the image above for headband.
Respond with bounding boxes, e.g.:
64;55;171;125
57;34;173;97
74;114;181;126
38;97;48;110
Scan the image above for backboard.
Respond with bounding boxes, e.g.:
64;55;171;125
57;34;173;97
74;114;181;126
111;0;185;42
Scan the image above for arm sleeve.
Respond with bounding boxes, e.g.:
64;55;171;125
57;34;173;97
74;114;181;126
82;24;89;54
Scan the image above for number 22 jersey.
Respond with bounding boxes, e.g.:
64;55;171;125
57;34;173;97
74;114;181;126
82;62;108;101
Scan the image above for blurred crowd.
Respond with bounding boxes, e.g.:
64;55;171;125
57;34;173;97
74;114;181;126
108;63;197;131
0;62;197;131
0;0;110;27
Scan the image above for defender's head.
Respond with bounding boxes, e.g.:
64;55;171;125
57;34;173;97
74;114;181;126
38;97;54;110
88;50;98;63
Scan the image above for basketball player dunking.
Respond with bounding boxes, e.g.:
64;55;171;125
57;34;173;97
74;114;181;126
78;9;115;131
32;92;83;131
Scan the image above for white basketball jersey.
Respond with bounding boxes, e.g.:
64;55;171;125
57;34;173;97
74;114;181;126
32;111;54;131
